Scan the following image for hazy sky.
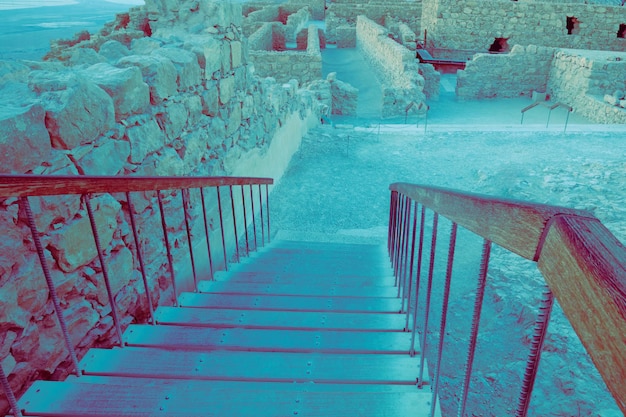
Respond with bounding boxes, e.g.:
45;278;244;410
0;0;144;10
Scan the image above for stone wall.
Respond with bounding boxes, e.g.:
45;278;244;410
243;4;311;42
356;16;426;118
249;24;322;85
424;0;626;52
0;0;319;412
326;1;423;46
457;45;556;99
548;49;626;123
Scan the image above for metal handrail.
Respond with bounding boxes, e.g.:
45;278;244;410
520;100;573;131
0;174;273;417
388;182;626;416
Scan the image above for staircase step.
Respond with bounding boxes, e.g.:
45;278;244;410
124;324;414;354
178;292;401;313
213;270;393;285
198;280;399;297
154;306;408;331
19;380;435;417
80;347;420;384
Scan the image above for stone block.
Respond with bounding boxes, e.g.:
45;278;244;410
231;41;243;68
226;103;242;136
0;103;52;173
0;279;31;330
98;40;130;62
153;147;185;176
33;74;116;150
153;48;202;91
118;54;178;104
64;300;100;347
49;194;121;272
157;101;188;141
130;37;162;55
219;76;236;105
80;63;150;120
604;94;619;106
107;246;134;296
77;139;130;175
201;81;219;117
126;119;165;164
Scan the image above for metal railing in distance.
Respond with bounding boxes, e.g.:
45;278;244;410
0;174;272;417
520;101;573;132
388;182;626;417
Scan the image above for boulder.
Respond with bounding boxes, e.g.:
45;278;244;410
125;119;165;164
28;194;81;232
118;54;178;103
30;72;115;150
106;246;135;296
80;63;149;120
98;40;130;62
77;139;130;175
152;47;202;91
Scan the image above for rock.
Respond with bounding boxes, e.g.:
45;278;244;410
152;47;202;91
604;94;619;106
125;119;165;164
118;54;178;103
0;61;30;86
156;101;188;141
219;76;236;105
77;138;130;175
106;246;134;296
0;102;52;174
153;147;185;176
64;300;100;347
328;74;358;116
201;81;219;116
0;279;31;331
68;48;107;66
28;194;81;232
30;72;115;150
130;37;162;55
48;194;121;272
0;331;17;357
80;63;150;120
98;40;130;62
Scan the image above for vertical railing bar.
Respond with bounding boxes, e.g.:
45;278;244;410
515;287;555;417
157;191;178;306
409;205;426;356
418;211;439;386
229;185;240;262
401;196;412;304
259;184;265;246
388;191;395;257
393;193;401;270
21;197;81;375
458;239;492;417
396;195;406;291
84;194;124;346
0;364;22;417
404;201;419;331
394;195;404;283
389;192;397;265
250;184;257;251
430;222;458;417
125;192;155;323
181;189;198;292
241;186;249;256
199;187;215;281
265;184;271;243
216;186;228;271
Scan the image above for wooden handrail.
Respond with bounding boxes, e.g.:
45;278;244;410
0;175;274;198
390;182;626;414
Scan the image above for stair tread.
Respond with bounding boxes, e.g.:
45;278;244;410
20;380;434;417
198;280;399;297
154;306;408;331
213;270;393;284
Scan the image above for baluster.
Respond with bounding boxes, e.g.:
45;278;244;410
21;197;81;375
458;239;491;417
0;364;22;417
157;191;178;306
229;186;240;262
430;222;458;417
199;188;215;280
181;189;198;292
409;205;426;356
249;185;257;251
84;194;124;346
418;211;439;387
125;192;155;323
398;196;409;298
216;186;228;271
403;202;419;326
515;287;555;417
265;184;271;242
393;195;404;283
241;185;249;256
399;196;412;302
258;184;265;246
388;191;397;258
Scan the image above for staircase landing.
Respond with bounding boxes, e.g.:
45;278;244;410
18;236;439;416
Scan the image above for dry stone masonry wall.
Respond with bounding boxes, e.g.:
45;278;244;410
0;0;320;412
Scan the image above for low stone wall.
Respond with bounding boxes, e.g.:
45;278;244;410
356;16;426;117
419;63;440;101
243;4;310;42
249;24;322;85
457;45;556;99
424;0;626;52
548;49;626;124
0;0;319;412
289;0;325;20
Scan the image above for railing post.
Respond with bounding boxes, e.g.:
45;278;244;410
458;239;492;417
199;187;215;280
409;205;426;355
157;191;178;306
515;287;555;417
216;186;228;271
125;192;155;323
20;197;81;376
181;189;198;292
418;212;439;387
84;194;124;346
430;222;458;417
0;364;22;417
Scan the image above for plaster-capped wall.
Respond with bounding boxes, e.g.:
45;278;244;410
457;45;555;99
356;16;426;117
424;0;626;52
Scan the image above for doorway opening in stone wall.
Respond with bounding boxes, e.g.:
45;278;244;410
566;16;580;35
488;37;509;53
617;24;626;39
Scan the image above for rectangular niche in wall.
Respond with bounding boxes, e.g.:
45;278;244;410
618;24;626;38
566;16;580;35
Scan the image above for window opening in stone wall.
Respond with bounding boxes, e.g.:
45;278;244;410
617;24;626;39
488;37;510;53
566;16;580;35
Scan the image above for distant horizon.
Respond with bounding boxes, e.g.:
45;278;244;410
0;0;144;11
